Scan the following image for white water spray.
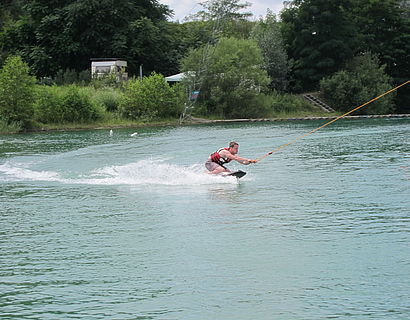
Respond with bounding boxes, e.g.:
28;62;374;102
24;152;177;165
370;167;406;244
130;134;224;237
0;159;239;186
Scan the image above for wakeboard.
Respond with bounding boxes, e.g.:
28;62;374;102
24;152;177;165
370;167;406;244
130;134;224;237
224;170;246;179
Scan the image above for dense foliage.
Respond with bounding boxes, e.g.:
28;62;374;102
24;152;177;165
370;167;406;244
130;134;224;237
34;85;104;123
0;55;36;128
119;73;184;121
320;52;394;115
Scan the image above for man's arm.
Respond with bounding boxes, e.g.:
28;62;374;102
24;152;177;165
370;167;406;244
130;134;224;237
220;150;257;165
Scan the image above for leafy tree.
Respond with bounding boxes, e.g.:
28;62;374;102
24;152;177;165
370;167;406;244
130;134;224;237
320;52;394;115
126;17;182;76
0;55;36;127
280;0;358;91
176;20;215;50
251;10;290;92
348;0;410;112
189;0;254;39
0;0;28;65
0;0;26;29
349;0;409;78
181;37;270;118
194;0;252;21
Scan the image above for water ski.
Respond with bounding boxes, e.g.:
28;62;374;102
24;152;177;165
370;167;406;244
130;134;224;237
224;170;246;179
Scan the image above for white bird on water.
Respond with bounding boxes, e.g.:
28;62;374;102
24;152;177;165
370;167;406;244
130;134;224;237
109;129;113;136
130;132;138;137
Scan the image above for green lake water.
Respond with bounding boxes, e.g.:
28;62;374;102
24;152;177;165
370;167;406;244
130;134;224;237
1;118;409;319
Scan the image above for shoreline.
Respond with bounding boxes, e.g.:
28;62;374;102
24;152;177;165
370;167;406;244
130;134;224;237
188;113;410;124
2;113;409;135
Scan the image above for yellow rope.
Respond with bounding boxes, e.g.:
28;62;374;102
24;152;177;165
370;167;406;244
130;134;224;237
255;80;410;162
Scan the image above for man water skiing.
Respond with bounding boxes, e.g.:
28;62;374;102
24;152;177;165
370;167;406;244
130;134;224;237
205;141;257;174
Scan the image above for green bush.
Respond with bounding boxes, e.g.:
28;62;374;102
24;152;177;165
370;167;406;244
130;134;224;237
92;88;122;112
34;85;104;123
61;86;104;122
34;85;65;123
207;87;271;118
320;52;394;115
0;55;36;128
119;73;183;121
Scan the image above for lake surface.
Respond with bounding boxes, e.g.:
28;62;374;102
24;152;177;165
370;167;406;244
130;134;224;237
1;118;409;319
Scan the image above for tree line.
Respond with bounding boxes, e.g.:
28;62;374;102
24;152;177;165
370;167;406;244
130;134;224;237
0;0;409;129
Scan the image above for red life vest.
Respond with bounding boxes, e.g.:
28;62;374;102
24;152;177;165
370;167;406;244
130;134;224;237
210;148;232;166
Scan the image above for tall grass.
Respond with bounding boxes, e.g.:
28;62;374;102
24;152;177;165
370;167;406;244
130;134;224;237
0;118;22;133
84;87;123;112
268;91;317;116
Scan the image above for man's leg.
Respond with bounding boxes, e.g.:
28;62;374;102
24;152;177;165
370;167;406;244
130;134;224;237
205;160;229;174
209;166;230;175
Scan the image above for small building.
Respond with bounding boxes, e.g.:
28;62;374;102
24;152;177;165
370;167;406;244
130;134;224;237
91;58;128;81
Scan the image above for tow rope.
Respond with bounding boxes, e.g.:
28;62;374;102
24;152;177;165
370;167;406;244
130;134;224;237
255;80;410;162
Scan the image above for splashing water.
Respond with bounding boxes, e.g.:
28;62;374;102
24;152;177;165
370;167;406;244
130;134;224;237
0;159;238;185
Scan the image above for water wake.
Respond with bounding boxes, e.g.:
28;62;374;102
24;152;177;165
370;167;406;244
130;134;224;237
0;159;238;186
